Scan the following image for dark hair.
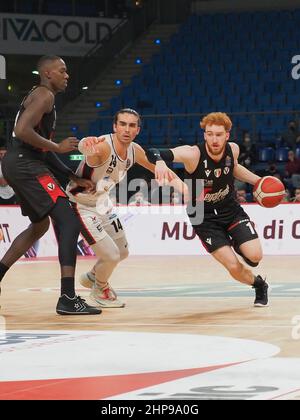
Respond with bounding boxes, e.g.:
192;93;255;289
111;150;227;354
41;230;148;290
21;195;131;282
113;108;141;127
37;55;62;73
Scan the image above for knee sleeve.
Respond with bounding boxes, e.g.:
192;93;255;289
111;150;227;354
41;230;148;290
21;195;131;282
49;198;80;267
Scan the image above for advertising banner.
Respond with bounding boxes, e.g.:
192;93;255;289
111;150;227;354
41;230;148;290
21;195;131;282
0;13;123;56
0;204;299;258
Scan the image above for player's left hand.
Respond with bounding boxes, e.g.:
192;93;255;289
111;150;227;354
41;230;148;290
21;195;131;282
155;161;176;186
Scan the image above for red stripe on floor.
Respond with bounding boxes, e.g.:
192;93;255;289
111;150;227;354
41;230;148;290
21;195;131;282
0;362;239;400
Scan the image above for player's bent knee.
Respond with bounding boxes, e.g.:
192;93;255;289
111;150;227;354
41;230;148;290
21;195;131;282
246;250;263;263
107;249;121;265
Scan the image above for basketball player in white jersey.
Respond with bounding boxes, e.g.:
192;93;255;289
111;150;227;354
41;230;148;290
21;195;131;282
67;108;185;308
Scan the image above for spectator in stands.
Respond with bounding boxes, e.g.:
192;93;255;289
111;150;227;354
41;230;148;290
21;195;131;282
128;190;151;206
234;179;247;191
239;131;257;169
280;120;300;151
292;188;300;203
284;150;300;190
170;191;182;205
151;184;175;204
0;145;16;204
282;189;291;202
236;189;247;204
263;162;282;181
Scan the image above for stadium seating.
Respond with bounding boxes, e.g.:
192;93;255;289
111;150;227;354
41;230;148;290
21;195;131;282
91;9;300;150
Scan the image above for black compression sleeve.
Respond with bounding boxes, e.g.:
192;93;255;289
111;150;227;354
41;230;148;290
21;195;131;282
145;148;175;164
45;152;74;178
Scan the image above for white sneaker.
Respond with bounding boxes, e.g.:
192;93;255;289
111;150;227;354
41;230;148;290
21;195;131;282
90;285;125;308
79;271;96;289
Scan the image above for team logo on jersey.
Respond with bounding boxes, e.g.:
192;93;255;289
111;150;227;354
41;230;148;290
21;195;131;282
106;167;113;174
47;183;55;191
214;169;222;178
205;170;212;177
225;156;232;166
126;159;131;169
224;167;230;175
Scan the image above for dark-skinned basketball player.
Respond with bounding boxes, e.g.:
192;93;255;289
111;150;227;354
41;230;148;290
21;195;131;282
147;112;268;307
0;55;101;315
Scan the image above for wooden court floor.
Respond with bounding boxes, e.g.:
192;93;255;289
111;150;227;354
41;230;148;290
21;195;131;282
0;255;299;400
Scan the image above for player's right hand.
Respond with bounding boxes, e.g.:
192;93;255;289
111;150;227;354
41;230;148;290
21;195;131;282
57;137;79;153
79;136;106;155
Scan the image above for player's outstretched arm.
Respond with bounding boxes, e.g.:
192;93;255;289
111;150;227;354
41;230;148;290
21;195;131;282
234;164;261;186
45;152;96;192
78;136;110;166
146;145;200;178
135;143;175;184
134;144;189;200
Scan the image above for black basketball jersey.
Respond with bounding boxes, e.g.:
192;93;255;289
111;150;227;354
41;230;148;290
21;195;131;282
186;142;238;215
10;85;56;154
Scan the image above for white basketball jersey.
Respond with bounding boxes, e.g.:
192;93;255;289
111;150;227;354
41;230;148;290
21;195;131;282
67;134;136;212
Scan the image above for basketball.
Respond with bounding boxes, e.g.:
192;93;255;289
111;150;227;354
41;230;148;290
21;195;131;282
253;176;286;208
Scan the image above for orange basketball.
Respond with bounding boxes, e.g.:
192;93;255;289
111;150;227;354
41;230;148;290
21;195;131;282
253;176;286;208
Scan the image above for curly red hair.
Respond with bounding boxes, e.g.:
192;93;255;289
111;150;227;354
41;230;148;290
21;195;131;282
200;112;232;132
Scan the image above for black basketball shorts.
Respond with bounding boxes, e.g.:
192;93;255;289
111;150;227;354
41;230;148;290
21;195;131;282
2;150;67;223
191;205;259;254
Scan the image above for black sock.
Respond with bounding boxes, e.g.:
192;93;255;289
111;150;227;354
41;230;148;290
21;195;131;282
253;275;264;288
0;262;9;282
61;277;75;298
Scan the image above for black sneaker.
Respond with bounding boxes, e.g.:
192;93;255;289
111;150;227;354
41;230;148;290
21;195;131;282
253;276;269;307
56;295;102;315
232;241;259;267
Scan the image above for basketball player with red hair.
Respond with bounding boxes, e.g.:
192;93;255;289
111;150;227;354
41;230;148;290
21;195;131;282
147;112;269;307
